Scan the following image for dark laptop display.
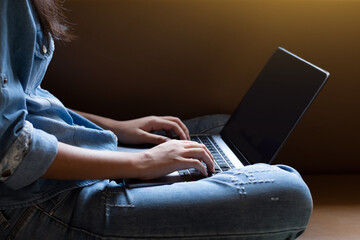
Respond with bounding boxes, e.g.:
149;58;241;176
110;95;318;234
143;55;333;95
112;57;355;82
222;47;329;165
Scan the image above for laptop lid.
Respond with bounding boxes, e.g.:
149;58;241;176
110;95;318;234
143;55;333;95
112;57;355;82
221;47;329;165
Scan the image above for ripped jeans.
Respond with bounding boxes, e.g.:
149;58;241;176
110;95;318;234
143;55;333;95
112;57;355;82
0;115;312;240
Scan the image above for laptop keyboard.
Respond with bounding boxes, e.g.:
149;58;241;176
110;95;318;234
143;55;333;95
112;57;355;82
177;136;235;179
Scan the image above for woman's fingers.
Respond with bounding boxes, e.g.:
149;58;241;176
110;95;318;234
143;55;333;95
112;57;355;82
182;141;214;161
138;130;170;145
182;144;215;173
162;116;190;140
115;115;190;145
140;139;215;179
178;157;208;176
185;149;215;173
167;140;215;174
141;116;189;140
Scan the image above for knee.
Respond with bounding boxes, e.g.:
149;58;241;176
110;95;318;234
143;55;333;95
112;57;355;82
275;164;313;212
260;164;313;229
227;164;313;231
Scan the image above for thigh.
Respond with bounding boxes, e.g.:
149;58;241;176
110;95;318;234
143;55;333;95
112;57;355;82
107;164;312;239
2;164;312;240
72;164;312;239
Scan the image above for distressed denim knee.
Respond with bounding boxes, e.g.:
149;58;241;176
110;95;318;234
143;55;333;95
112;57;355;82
204;164;313;238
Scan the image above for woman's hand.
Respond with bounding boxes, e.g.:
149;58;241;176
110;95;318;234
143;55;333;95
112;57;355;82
72;111;189;145
44;140;214;180
136;140;215;179
111;116;190;145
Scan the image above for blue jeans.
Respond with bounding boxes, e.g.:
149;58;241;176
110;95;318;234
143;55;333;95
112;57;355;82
0;115;312;239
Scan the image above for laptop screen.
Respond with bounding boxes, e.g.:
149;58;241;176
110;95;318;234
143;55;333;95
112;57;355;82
221;47;329;165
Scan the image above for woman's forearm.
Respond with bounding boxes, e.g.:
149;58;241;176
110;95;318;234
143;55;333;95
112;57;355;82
42;140;214;181
43;142;142;180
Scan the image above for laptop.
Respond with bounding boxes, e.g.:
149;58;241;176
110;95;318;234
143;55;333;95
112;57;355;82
118;47;329;187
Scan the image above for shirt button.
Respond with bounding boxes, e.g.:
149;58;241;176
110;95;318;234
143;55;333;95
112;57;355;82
42;45;48;54
3;77;7;84
1;169;11;178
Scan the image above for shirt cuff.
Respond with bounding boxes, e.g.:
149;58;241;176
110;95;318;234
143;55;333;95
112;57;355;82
1;121;58;190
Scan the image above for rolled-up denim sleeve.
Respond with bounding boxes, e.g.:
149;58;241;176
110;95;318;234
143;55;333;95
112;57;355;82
0;121;58;190
0;0;59;190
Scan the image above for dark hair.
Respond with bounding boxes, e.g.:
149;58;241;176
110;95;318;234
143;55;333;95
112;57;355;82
31;0;73;42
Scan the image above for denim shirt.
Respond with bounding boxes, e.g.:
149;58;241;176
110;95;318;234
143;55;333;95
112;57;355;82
0;0;118;209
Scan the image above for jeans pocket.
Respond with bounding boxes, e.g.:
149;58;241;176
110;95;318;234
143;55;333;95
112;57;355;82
36;191;72;216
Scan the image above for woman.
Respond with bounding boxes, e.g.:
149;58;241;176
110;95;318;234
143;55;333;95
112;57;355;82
0;0;312;239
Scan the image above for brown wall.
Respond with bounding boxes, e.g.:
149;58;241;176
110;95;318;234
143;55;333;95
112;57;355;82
44;0;360;174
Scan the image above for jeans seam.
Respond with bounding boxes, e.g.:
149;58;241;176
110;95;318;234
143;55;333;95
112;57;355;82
103;183;134;208
6;207;34;240
47;191;71;216
34;205;103;239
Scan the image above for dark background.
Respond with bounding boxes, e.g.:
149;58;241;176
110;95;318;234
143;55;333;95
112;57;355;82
44;0;360;174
